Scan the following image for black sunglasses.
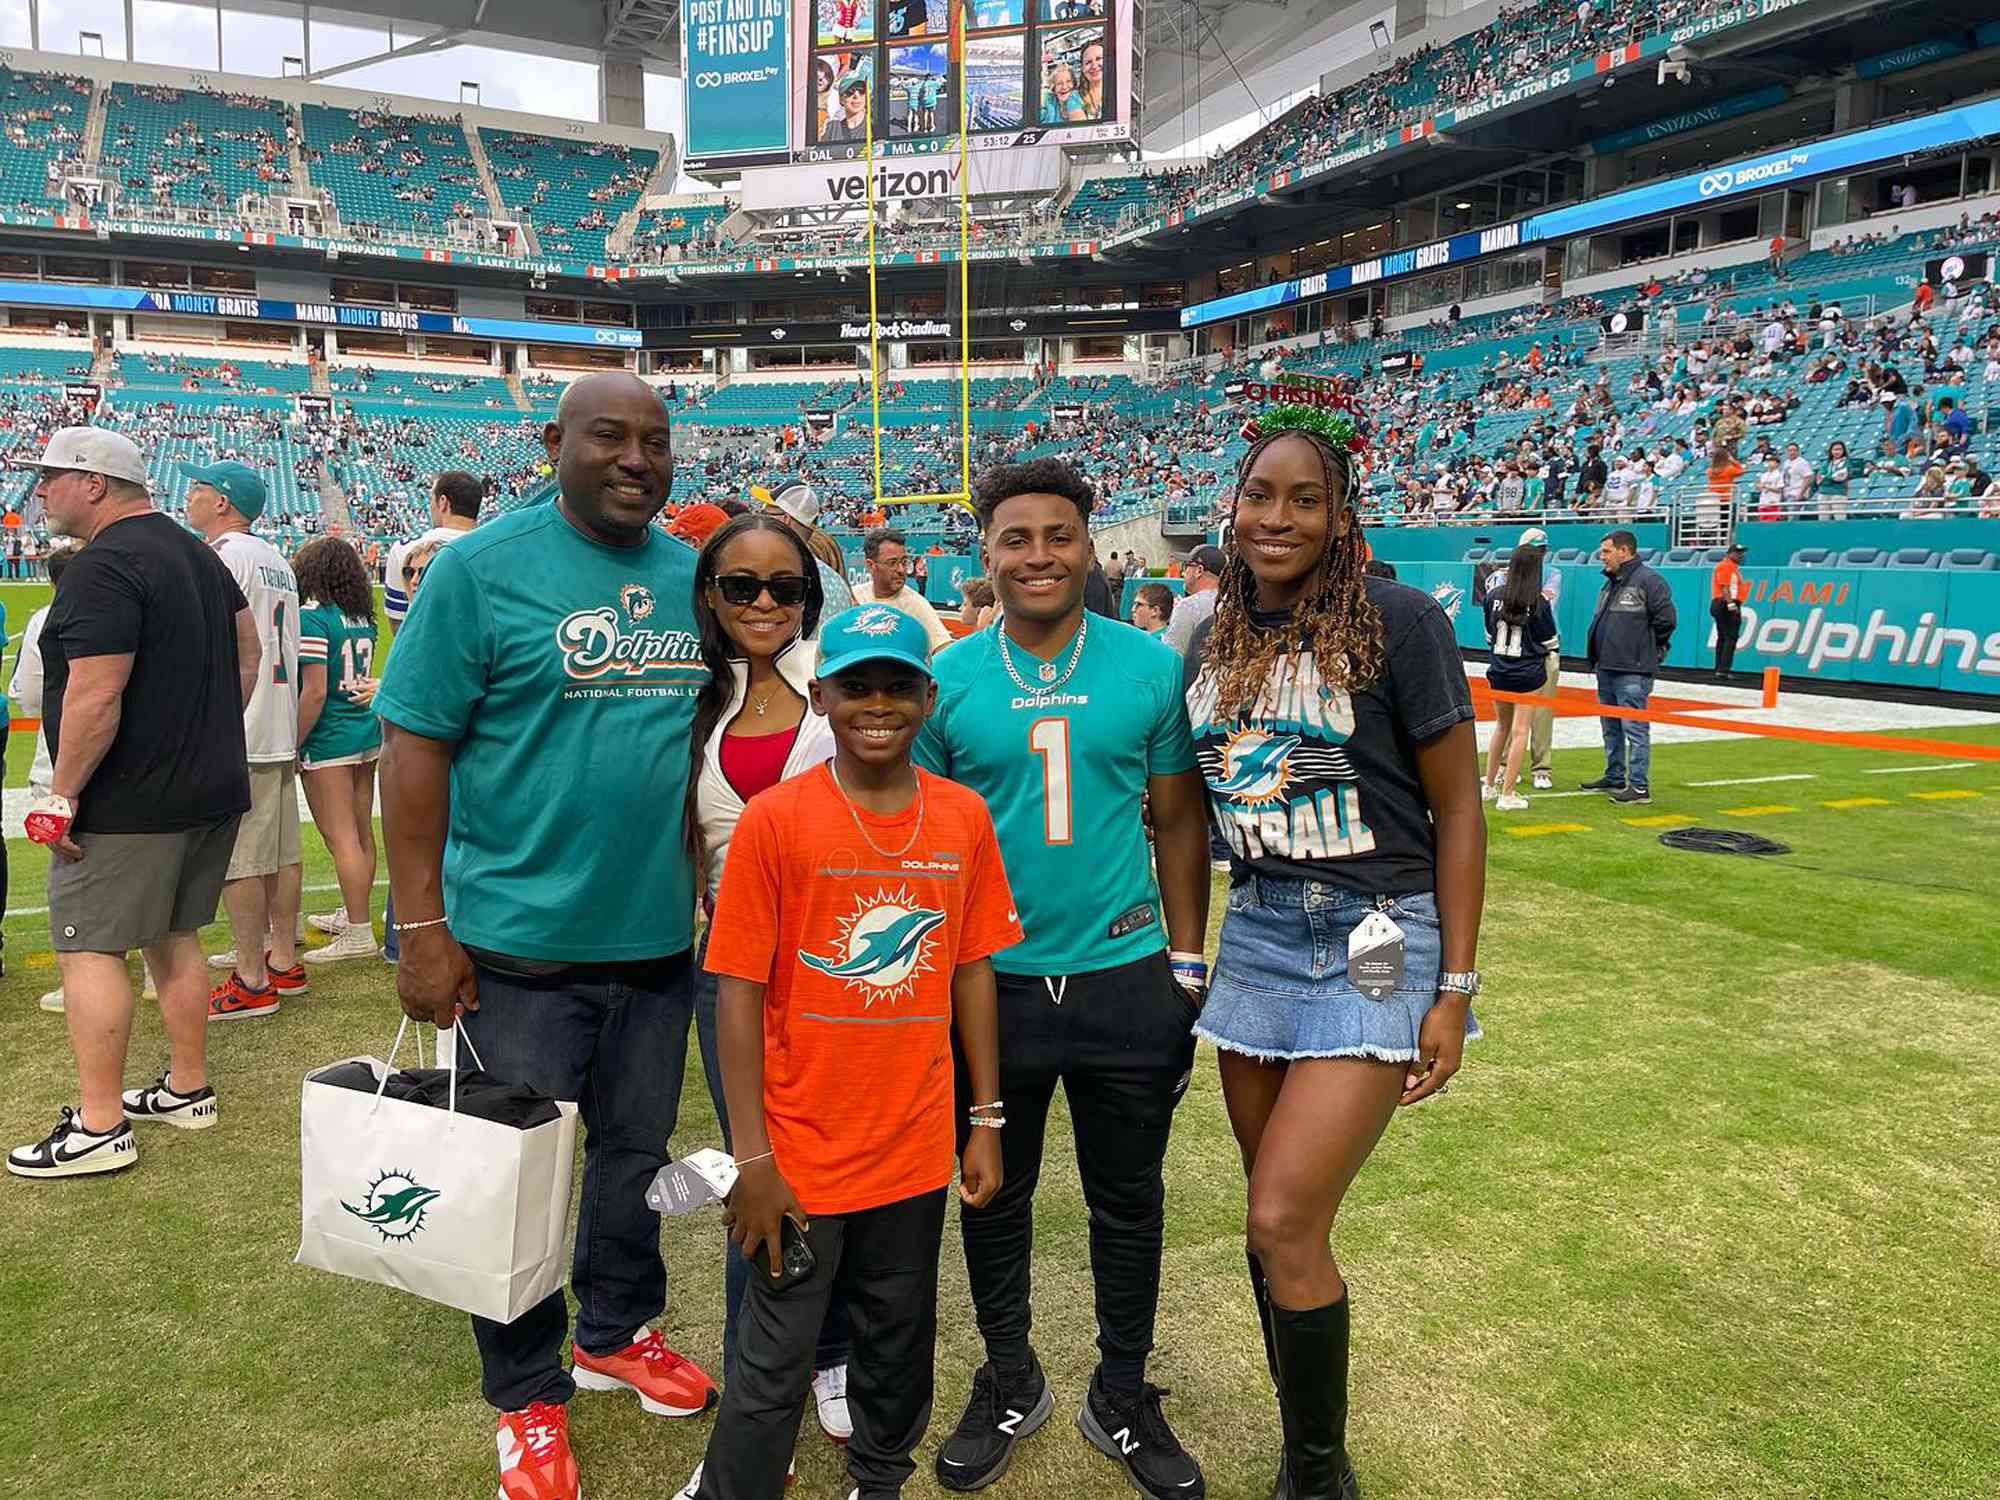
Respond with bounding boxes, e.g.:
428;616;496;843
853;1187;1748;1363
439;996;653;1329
714;572;809;607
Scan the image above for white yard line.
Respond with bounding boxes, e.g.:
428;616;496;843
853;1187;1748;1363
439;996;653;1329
1684;774;1819;787
6;876;385;921
1861;761;1977;775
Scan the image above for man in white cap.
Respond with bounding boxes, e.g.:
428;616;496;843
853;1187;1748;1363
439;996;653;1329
1480;527;1563;788
183;459;307;1018
766;480;855;610
8;429;260;1180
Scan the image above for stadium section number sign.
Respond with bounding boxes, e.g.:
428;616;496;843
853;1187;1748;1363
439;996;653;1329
683;0;793;167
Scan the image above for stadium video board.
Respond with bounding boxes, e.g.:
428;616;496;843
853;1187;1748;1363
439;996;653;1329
683;0;1134;170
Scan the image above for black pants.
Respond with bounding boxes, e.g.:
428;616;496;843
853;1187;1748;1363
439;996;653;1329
953;950;1198;1389
697;1188;948;1500
1711;599;1742;676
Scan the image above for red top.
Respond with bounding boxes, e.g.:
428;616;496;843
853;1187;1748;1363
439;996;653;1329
720;723;800;803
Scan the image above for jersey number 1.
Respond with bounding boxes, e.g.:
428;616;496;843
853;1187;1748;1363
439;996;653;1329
1030;717;1071;845
270;601;288;685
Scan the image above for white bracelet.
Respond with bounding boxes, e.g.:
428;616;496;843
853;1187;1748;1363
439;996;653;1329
733;1149;774;1168
968;1116;1005;1130
391;915;451;933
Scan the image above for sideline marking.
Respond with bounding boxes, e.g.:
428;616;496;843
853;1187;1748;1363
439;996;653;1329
1505;822;1589;837
1685;774;1817;787
1823;797;1891;809
1720;804;1798;817
1622;814;1692;827
1863;761;1975;775
5;876;383;921
1909;789;1980;800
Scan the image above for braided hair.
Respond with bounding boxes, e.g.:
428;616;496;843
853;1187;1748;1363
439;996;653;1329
1202;410;1384;720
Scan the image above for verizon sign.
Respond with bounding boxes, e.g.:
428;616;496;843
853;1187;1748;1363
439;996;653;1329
741;148;1062;210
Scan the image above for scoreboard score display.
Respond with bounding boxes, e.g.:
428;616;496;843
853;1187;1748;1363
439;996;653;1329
682;0;1135;170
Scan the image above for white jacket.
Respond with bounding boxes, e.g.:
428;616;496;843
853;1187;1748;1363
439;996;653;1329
694;636;836;898
9;604;51;790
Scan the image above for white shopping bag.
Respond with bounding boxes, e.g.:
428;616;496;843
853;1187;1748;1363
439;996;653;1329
295;1019;579;1324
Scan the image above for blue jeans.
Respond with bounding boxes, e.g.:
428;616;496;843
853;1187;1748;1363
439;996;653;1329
382;888;397;962
1595;670;1654;790
460;951;695;1412
693;931;852;1384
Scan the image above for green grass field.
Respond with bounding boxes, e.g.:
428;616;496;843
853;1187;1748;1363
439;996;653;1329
1;576;1995;1499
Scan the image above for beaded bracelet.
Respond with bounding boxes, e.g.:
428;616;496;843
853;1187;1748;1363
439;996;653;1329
968;1116;1006;1130
392;915;451;933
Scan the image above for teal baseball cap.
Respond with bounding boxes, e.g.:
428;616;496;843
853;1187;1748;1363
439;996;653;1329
816;603;935;681
181;460;269;521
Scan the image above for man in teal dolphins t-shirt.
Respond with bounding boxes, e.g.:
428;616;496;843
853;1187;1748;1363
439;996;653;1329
374;373;719;1500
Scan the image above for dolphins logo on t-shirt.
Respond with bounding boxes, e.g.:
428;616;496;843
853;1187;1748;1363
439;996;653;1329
801;887;948;1005
1215;730;1301;805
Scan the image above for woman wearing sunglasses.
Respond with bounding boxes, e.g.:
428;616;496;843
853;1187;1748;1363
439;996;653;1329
681;512;856;1450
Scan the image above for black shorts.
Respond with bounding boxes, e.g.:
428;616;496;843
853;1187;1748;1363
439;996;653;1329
47;815;242;954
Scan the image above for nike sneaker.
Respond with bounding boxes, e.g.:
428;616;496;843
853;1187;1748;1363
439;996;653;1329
7;1106;138;1179
122;1075;218;1130
267;953;309;996
208;972;279;1022
570;1327;717;1416
1076;1370;1205;1500
935;1354;1054;1490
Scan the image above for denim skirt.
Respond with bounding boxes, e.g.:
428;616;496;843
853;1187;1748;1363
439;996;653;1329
1196;877;1483;1063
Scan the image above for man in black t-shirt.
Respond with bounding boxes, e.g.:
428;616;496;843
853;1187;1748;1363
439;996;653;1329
7;429;259;1182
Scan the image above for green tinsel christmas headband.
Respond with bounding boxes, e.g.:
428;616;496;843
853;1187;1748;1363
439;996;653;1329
1239;403;1369;455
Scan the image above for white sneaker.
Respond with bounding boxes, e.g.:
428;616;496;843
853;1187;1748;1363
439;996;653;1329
1531;771;1553;790
308;907;349;936
303;922;380;965
675;1461;703;1498
813;1362;852;1443
1479;780;1497;802
1496;792;1530;811
7;1107;138;1178
38;988;63;1012
208;948;238;970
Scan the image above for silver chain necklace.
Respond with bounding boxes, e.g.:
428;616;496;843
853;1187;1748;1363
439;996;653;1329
996;614;1088;696
829;764;926;859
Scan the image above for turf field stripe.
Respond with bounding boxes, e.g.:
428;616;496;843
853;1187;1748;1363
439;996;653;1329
1503;821;1590;837
1823;797;1892;809
1684;774;1816;787
1862;760;1976;775
1622;814;1693;827
1908;789;1980;800
1720;804;1799;817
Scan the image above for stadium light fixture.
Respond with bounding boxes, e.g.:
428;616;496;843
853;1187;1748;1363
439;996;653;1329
283;56;305;78
461;82;481;106
79;30;105;57
1369;21;1390;54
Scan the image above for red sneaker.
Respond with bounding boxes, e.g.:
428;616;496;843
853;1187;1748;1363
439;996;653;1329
571;1328;717;1417
265;953;309;997
496;1401;580;1500
207;972;279;1022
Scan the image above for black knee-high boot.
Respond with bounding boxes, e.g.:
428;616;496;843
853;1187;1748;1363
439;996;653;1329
1247;1251;1279;1387
1270;1295;1361;1500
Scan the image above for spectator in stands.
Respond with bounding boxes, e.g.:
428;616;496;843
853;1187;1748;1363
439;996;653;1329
9;430;256;1181
1818;439;1857;520
1935;395;1970;455
859;525;951;653
1781;442;1816;517
1583;528;1674;806
184;462;307;1020
1131;581;1174;635
1710;542;1748;679
374;371;718;1500
960;575;997;630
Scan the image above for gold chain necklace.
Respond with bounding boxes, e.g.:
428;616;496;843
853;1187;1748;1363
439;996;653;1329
829;765;926;858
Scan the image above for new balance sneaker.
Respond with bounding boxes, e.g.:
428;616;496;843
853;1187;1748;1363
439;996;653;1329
1579;776;1621;792
308;907;350;936
303;923;379;965
7;1107;138;1179
122;1075;218;1131
495;1401;579;1500
1076;1371;1206;1500
38;987;64;1013
570;1327;717;1417
813;1361;853;1443
267;953;310;996
208;948;239;970
1495;792;1530;811
1531;771;1553;790
208;972;279;1022
935;1354;1054;1491
1610;785;1652;805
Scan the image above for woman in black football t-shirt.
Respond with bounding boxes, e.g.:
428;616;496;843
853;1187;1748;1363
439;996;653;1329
1182;408;1486;1499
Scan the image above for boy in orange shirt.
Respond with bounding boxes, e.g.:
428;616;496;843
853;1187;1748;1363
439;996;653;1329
690;603;1020;1500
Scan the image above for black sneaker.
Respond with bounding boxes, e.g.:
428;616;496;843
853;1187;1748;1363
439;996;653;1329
6;1106;139;1179
123;1075;219;1131
1579;776;1621;791
935;1355;1054;1491
1610;785;1652;805
1076;1370;1206;1500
